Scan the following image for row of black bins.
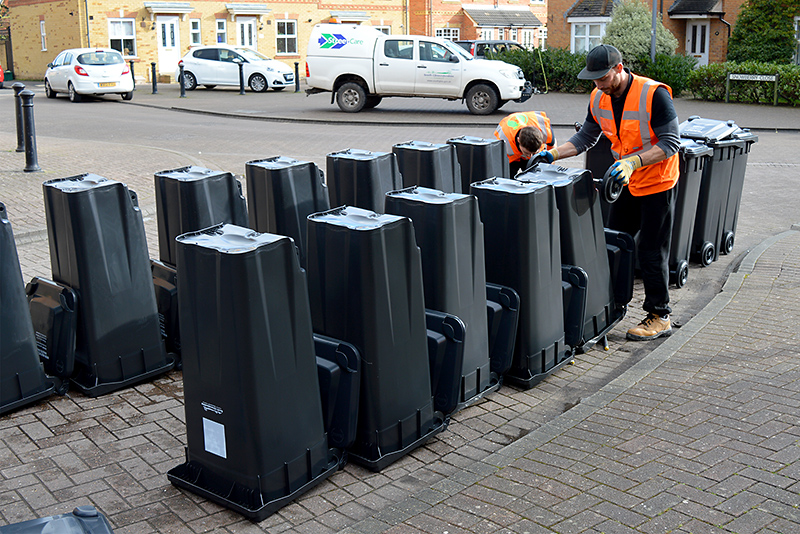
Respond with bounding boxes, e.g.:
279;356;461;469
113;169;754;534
584;116;758;288
1;135;633;522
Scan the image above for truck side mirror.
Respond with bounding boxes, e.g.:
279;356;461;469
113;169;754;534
449;55;459;63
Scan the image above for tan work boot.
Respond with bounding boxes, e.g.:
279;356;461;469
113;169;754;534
626;313;672;341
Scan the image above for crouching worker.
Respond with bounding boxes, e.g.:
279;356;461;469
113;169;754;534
494;111;555;176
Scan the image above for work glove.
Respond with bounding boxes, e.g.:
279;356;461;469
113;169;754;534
608;155;643;186
535;148;559;164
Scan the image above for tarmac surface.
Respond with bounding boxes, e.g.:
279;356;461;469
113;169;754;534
1;81;799;533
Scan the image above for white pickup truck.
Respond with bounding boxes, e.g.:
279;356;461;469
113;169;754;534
305;24;532;115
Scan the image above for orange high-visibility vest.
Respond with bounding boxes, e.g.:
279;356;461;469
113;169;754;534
589;74;679;197
494;111;555;164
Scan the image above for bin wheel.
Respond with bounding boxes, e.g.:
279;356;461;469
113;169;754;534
700;242;715;267
54;379;69;396
601;166;623;203
722;231;735;255
676;261;689;288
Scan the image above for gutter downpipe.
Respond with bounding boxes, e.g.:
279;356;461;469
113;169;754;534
84;0;91;46
718;13;731;38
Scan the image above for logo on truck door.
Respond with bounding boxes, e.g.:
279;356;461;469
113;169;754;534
318;33;363;49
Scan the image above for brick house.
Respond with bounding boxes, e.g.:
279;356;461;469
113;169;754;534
546;0;759;66
6;0;546;82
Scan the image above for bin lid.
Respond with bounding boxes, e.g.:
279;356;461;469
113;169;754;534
327;148;391;161
246;155;311;170
471;176;551;195
386;186;471;205
733;129;759;144
43;173;117;193
446;136;497;146
156;166;229;181
679;116;740;142
308;205;406;231
679;139;714;158
176;223;288;253
393;140;447;151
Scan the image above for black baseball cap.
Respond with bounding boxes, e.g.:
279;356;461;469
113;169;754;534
577;44;623;80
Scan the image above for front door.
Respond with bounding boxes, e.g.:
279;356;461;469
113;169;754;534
237;17;257;50
686;20;709;66
157;16;181;75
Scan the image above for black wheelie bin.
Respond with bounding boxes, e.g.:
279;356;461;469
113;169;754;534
670;139;713;287
385;186;500;415
1;202;55;415
153;166;249;360
245;156;330;267
326;149;402;212
517;164;626;349
392;140;462;193
679;117;746;266
0;506;114;534
446;136;510;190
43;175;174;397
306;206;446;470
471;178;571;388
168;224;341;521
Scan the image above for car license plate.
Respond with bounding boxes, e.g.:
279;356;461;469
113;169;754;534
97;82;116;88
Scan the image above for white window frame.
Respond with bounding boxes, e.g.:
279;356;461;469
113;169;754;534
435;27;460;41
108;18;137;56
539;27;548;50
216;19;227;44
509;28;518;42
374;26;391;35
40;21;47;51
190;19;201;46
276;19;297;55
569;19;607;54
794;16;800;65
480;27;494;40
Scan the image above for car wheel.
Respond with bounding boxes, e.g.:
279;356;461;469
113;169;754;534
182;71;197;91
121;91;133;101
249;73;268;92
336;82;367;113
203;85;216;90
68;83;82;103
466;84;498;115
364;95;382;109
45;79;57;98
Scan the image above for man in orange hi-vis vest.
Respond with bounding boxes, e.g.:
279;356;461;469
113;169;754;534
536;44;680;342
494;111;555;176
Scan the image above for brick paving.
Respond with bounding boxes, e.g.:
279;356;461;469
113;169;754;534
1;85;799;533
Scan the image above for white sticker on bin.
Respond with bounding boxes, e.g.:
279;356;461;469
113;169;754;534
203;418;227;459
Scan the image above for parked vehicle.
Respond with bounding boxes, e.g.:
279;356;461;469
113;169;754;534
176;45;295;92
44;48;134;102
454;40;527;59
305;24;532;115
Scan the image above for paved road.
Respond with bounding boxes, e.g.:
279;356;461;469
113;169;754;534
1;83;799;533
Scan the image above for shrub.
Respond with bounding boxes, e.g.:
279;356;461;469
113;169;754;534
496;48;595;94
727;0;797;64
688;61;800;105
637;53;697;96
603;0;678;73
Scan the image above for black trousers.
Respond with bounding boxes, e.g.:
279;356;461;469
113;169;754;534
606;186;676;317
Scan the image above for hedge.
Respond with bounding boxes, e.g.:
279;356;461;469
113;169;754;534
688;61;800;106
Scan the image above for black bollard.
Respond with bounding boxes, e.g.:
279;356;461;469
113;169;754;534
179;63;186;98
294;62;300;93
20;90;41;172
237;60;245;95
151;62;158;94
129;60;136;89
13;82;25;153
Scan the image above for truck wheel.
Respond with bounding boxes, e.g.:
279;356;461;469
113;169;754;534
337;82;367;112
466;84;498;115
364;95;382;109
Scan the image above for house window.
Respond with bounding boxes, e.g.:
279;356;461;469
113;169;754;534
216;19;227;44
509;28;518;42
109;19;136;56
572;22;605;53
480;28;494;40
40;21;47;51
277;20;297;54
520;29;534;49
375;26;391;35
539;27;547;50
435;27;460;41
190;20;201;45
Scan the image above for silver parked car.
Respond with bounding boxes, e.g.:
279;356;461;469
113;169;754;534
176;45;295;92
44;48;134;102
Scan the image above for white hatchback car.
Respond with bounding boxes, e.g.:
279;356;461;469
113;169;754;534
44;48;134;102
176;45;294;92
